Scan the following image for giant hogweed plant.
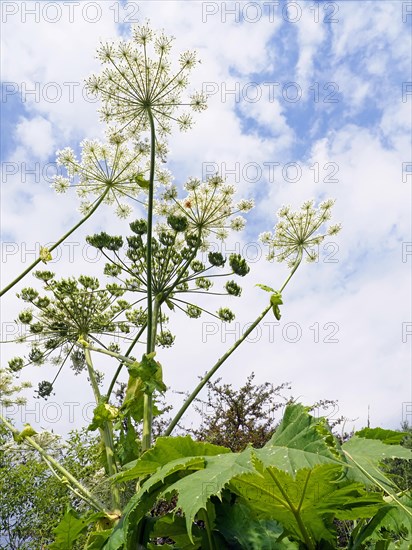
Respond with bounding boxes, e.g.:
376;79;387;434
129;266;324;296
1;23;410;549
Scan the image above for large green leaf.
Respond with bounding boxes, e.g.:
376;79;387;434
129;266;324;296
151;514;202;549
49;508;104;549
105;405;409;549
103;489;159;550
85;529;112;549
115;436;230;482
160;448;256;540
108;446;253;546
215;499;299;549
355;428;409;446
342;436;412;491
108;441;223;549
350;494;412;549
266;403;342;460
230;460;382;547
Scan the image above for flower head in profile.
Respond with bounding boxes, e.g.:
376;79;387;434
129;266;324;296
0;368;31;407
159;174;254;243
85;22;207;142
13;272;136;375
87;214;253;332
52;136;166;218
259;199;341;267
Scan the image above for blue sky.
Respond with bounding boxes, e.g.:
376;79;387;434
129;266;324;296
1;0;411;434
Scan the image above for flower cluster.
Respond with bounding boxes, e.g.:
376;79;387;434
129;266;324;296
12;272;139;390
259;199;341;267
87;215;252;328
158;174;254;244
52;137;165;218
0;368;31;407
85;22;207;142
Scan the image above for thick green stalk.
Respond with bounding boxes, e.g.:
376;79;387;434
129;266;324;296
146;108;156;354
163;257;302;436
343;450;412;519
163;304;271;436
0;414;107;512
141;297;160;452
198;508;216;550
84;345;121;510
105;323;147;400
84;342;139;366
141;107;157;452
141;394;152;452
267;468;315;550
85;346;102;403
0;189;109;297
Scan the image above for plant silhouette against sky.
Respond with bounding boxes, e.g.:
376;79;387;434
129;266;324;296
4;22;408;550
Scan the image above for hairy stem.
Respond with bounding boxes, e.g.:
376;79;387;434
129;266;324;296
198;508;216;550
164;257;302;436
83;342;139;366
0;414;107;512
105;323;147;400
84;344;121;510
163;304;271;436
0;189;109;298
267;468;315;550
141;107;157;452
146;108;156;355
343;450;412;519
142;297;160;452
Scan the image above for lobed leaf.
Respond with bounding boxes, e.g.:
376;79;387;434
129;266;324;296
230;461;382;546
215;500;299;549
115;435;230;482
342;436;412;492
49;508;105;549
355;427;409;446
349;494;412;548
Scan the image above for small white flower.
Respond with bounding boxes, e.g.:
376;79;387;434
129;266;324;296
166;174;252;240
328;224;342;236
51;176;70;194
230;216;246;231
154;201;172;217
116;204;133;219
236;199;254;212
79;202;93;216
85;23;207;140
162;186;178;201
216;228;228;240
156;169;172;185
53;138;149;218
56;147;76;165
184;177;201;191
260;199;341;267
259;231;272;245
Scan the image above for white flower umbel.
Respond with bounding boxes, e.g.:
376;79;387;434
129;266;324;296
160;174;254;240
260;199;341;267
52;137;150;218
85;22;207;142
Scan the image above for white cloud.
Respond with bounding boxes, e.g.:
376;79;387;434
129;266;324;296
15;116;54;159
294;4;326;90
1;2;121;140
1;1;410;436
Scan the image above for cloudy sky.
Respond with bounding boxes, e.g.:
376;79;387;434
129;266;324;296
1;0;411;436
